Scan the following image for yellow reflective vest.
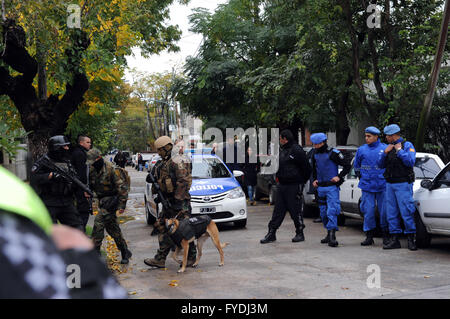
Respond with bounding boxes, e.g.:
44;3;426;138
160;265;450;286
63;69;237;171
0;166;52;234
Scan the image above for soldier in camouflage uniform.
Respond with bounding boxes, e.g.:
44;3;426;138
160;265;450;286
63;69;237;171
144;136;197;268
87;148;132;264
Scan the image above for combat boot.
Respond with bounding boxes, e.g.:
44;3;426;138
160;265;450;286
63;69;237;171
120;248;132;264
260;228;276;244
321;230;330;244
361;230;375;246
144;257;166;268
292;229;305;242
383;234;401;249
328;229;338;247
407;234;418;251
382;229;390;246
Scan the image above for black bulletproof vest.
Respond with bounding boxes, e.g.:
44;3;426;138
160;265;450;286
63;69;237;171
169;215;211;247
383;141;414;183
276;143;302;184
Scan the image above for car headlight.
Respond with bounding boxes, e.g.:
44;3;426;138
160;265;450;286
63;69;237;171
227;187;245;199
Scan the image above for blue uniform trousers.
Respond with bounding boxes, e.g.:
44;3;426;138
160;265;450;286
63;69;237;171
317;185;340;231
361;190;387;232
385;182;416;234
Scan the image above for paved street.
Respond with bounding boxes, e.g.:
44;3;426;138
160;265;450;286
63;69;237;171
113;167;450;299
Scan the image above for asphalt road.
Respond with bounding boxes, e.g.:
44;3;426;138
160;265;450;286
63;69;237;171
113;167;450;299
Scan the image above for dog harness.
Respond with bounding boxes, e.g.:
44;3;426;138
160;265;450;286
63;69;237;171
169;215;212;247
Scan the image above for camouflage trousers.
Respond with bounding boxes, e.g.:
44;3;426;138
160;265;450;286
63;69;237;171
92;205;128;252
154;200;197;261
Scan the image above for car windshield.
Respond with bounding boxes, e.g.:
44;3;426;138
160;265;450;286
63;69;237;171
414;157;441;179
191;157;231;179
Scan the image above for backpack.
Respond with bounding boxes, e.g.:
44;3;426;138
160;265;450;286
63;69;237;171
113;164;131;191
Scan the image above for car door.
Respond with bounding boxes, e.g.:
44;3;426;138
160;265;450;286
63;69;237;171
417;164;450;231
340;167;358;214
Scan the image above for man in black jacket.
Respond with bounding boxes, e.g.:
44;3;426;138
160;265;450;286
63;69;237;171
260;129;312;244
70;134;92;232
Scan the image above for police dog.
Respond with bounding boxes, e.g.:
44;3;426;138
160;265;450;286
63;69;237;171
165;216;229;273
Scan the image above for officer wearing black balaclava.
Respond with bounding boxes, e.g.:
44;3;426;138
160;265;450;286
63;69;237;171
30;135;84;231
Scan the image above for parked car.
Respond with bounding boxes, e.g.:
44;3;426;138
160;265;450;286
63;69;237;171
146;154;161;172
414;161;450;247
339;152;446;226
144;154;247;228
255;145;358;215
122;151;132;166
133;153;155;170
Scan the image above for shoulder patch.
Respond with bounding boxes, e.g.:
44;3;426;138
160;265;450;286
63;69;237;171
409;148;415;152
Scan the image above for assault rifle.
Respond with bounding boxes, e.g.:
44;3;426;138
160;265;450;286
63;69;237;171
41;155;94;197
146;172;171;213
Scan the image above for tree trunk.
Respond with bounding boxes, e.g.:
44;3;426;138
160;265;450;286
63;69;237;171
0;20;90;160
335;74;353;146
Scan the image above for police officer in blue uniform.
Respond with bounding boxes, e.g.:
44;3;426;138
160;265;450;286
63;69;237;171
378;124;417;251
311;133;351;247
354;127;388;246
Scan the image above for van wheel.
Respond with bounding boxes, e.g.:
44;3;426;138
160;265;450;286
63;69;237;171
269;185;277;205
415;211;431;248
254;187;262;201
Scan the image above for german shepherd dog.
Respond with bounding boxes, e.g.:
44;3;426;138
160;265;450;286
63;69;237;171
165;217;229;273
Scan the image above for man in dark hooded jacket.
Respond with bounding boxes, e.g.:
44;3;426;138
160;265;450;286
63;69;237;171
260;129;311;244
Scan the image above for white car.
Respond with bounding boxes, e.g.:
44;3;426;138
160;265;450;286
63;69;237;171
144;154;248;228
339;152;445;225
414;162;450;247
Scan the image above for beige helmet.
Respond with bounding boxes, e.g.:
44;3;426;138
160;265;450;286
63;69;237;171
154;136;173;149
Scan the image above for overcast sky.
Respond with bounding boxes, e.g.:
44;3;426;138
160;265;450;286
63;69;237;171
124;0;228;83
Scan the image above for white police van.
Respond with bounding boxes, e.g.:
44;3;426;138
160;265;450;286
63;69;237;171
144;153;248;228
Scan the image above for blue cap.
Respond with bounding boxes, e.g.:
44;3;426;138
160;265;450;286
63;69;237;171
383;124;401;135
310;133;327;144
365;126;380;135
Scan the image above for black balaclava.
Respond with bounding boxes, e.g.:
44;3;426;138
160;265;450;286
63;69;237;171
158;144;173;160
316;143;328;153
93;158;104;172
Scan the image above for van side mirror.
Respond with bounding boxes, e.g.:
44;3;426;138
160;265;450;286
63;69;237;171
420;179;433;190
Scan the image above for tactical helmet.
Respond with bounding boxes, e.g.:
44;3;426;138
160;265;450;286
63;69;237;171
48;135;70;160
48;135;70;152
86;147;102;164
154;136;173;150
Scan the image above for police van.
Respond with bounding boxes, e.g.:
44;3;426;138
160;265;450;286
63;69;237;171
144;153;248;228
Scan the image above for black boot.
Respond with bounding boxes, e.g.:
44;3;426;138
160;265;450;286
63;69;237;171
382;229;390;246
120;248;132;264
407;234;418;251
328;229;338;247
260;228;276;244
321;230;331;244
292;229;305;242
361;230;375;246
383;234;401;249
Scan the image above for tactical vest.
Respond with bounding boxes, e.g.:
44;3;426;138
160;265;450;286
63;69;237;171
383;141;415;184
0;166;52;234
169;215;211;247
314;148;339;184
156;160;177;195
